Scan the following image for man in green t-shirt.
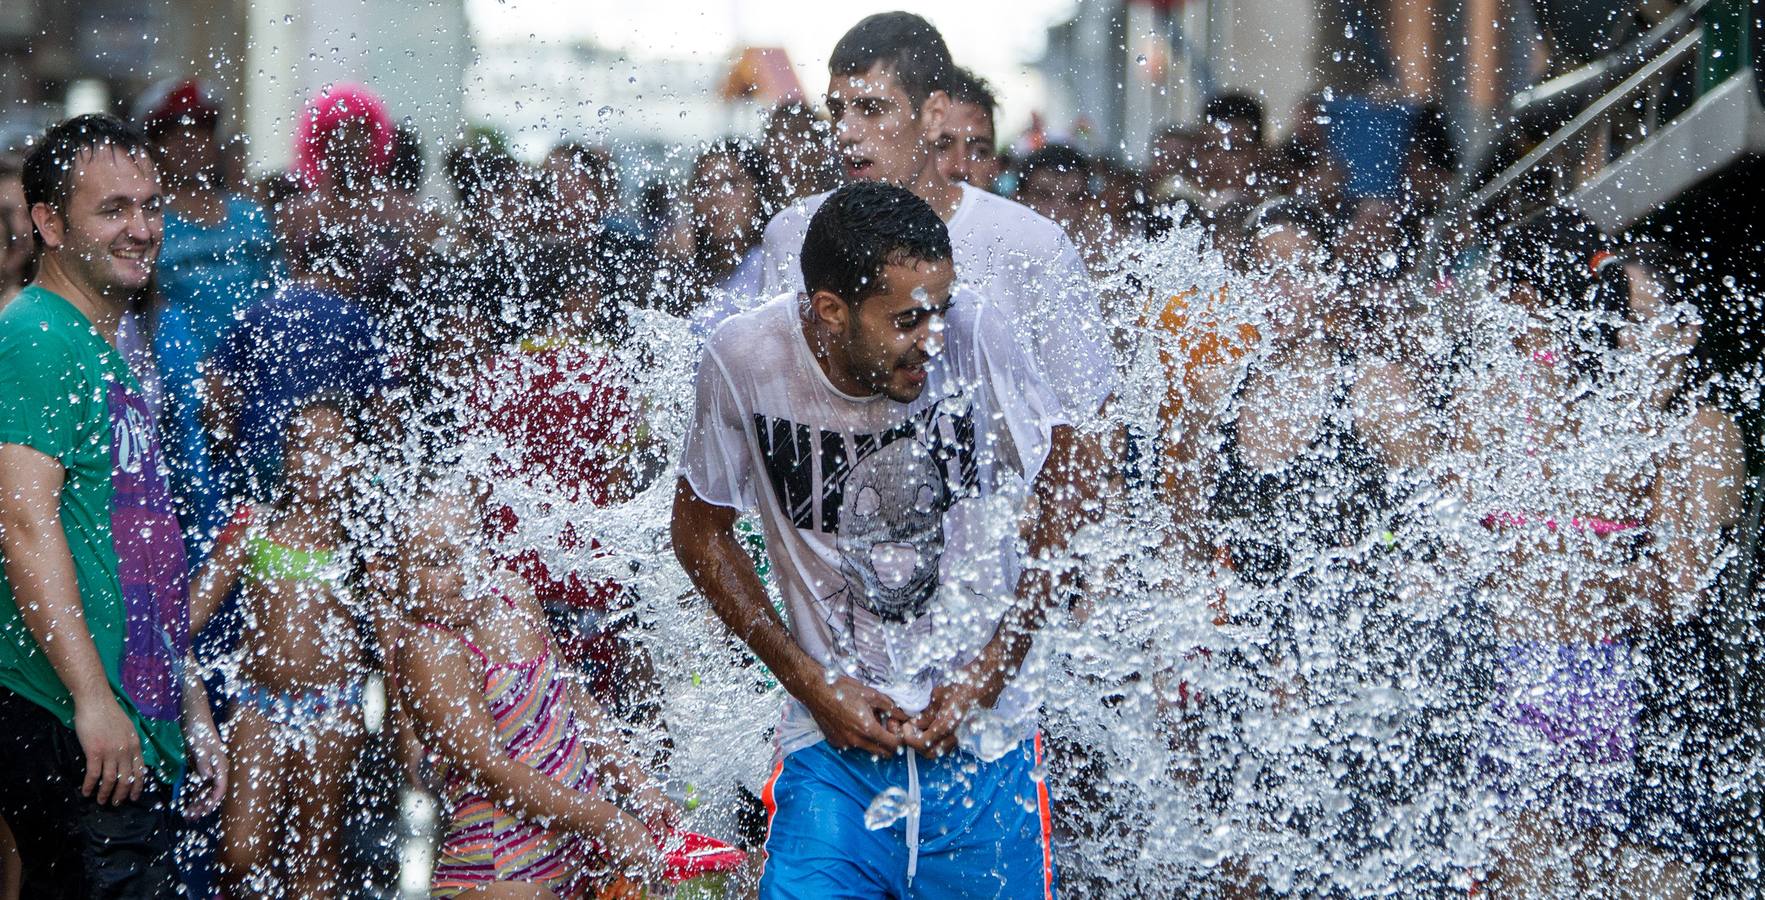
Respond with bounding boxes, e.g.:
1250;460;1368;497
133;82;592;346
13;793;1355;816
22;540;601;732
0;113;226;897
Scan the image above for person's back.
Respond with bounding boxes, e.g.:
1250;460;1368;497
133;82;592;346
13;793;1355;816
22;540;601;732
153;195;276;551
471;338;649;694
211;282;386;499
157;196;274;352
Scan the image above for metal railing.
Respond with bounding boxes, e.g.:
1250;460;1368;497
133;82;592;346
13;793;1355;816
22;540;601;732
1454;0;1715;225
1463;30;1702;215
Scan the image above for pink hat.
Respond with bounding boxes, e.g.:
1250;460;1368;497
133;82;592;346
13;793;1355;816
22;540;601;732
293;83;394;188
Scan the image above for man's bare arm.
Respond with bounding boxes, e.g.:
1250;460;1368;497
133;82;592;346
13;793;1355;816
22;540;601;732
0;443;145;804
670;477;904;756
907;421;1094;755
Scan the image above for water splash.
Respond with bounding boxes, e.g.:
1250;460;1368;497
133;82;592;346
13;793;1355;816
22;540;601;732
383;197;1762;897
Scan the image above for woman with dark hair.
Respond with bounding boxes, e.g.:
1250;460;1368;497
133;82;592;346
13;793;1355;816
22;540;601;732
1166;196;1452;894
682;140;770;334
1461;208;1696;898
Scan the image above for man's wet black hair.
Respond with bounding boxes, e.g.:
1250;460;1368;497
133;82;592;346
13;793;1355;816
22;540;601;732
829;12;954;111
1020;144;1091;181
22;114;154;239
949;66;998;122
801;181;952;305
1204;93;1266;145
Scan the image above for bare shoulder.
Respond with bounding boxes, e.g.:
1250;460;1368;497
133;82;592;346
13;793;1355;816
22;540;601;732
1689;404;1743;449
1357;356;1422;395
396;613;488;681
1671;405;1746;476
0;442;64;487
494;568;543;617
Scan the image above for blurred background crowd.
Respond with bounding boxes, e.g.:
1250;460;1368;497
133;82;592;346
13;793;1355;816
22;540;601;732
0;0;1763;897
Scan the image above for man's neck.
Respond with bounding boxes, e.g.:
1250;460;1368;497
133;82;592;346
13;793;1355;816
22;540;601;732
166;176;226;220
33;259;127;346
903;159;964;222
798;312;874;399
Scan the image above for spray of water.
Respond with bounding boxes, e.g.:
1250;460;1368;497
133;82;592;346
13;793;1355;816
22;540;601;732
336;192;1761;899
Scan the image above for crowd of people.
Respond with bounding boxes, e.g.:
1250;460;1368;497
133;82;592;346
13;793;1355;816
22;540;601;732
0;8;1755;900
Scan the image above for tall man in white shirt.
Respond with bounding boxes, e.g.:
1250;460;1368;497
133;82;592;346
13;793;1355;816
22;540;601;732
674;182;1082;898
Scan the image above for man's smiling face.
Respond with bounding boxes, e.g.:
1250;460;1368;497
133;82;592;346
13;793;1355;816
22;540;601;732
835;257;954;403
37;146;163;295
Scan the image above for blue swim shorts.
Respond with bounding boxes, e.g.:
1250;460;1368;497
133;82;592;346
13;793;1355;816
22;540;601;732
759;736;1056;900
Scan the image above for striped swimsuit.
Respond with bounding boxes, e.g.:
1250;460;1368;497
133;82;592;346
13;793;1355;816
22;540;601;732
424;608;601;898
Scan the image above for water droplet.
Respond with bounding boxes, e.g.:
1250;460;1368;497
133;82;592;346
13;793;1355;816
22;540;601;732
957;709;1019;763
864;786;915;830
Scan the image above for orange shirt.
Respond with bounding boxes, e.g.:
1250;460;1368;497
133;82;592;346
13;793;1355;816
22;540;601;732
1148;285;1260;485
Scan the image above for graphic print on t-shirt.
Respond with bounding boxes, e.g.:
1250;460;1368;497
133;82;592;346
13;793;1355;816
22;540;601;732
108;383;191;721
753;401;980;684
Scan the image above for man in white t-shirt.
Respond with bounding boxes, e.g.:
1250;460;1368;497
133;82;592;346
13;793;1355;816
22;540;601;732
758;12;1112;424
674;181;1079;898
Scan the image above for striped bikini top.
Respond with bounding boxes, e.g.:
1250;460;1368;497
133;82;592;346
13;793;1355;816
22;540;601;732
418;595;598;867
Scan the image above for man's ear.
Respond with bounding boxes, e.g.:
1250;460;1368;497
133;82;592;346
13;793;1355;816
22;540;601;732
809;289;852;334
29;203;61;251
917;90;952;145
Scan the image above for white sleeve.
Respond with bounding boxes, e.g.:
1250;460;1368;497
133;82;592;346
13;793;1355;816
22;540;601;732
1026;235;1114;418
678;347;756;511
969;300;1060;484
760;211;806;298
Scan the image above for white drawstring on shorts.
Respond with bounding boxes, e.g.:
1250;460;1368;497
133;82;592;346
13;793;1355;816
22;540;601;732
905;750;921;883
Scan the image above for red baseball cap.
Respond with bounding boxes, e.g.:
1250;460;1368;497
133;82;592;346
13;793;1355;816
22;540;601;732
137;79;223;137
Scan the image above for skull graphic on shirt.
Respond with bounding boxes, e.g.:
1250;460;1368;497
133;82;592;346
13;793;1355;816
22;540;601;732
834;435;948;623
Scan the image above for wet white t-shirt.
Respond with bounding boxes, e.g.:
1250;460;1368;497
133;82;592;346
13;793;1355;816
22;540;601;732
761;183;1113;419
680;291;1060;755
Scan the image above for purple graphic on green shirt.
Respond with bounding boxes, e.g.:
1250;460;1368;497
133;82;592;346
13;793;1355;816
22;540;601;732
108;382;190;721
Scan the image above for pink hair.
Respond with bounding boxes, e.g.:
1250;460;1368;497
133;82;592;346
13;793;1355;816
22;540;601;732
293;83;394;188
